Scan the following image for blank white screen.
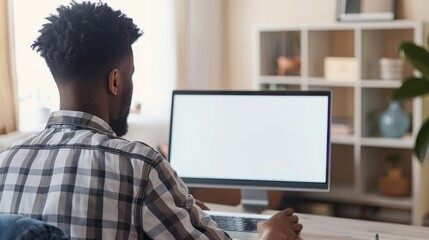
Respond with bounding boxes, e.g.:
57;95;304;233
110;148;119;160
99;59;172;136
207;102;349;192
169;93;329;183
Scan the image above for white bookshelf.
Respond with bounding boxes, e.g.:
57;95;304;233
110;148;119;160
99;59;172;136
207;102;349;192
253;20;429;225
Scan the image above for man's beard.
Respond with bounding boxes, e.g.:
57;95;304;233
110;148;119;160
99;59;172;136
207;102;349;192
110;88;132;137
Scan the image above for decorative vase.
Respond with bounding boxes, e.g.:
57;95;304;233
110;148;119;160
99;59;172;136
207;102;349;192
378;101;410;138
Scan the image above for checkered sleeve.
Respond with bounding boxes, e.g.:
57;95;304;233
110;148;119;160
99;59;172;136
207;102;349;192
141;159;231;240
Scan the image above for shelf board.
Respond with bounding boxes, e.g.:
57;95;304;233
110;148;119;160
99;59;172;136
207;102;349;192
299;185;412;209
259;75;301;85
361;191;413;209
308;78;356;87
361;79;402;88
331;135;355;145
360;137;413;149
256;20;421;32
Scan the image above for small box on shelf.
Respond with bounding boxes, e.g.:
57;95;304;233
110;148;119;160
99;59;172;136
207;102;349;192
324;57;358;82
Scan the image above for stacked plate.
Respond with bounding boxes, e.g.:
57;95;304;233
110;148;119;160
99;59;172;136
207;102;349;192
379;58;403;80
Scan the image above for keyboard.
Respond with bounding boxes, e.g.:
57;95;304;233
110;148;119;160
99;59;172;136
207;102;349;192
210;214;265;232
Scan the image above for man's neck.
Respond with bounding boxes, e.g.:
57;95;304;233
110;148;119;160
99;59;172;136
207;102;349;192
58;85;110;123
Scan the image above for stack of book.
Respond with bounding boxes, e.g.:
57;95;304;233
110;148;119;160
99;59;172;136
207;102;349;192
331;117;353;136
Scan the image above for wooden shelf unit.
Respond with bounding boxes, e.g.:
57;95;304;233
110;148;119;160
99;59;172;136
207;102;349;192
253;20;429;225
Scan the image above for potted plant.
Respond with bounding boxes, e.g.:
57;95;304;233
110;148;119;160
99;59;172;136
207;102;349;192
385;153;402;177
391;40;429;164
378;153;410;196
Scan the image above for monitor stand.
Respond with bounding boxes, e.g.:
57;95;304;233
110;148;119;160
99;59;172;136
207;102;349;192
240;189;268;213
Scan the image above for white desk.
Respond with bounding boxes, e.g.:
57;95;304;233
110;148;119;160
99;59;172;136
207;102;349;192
206;203;429;240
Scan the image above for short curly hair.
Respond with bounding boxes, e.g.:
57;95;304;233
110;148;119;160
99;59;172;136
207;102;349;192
32;1;143;82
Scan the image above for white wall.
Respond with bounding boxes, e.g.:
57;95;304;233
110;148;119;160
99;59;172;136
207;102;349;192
187;0;225;89
225;0;337;89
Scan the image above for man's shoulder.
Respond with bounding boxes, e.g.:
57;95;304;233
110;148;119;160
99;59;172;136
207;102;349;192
102;136;164;166
0;130;164;167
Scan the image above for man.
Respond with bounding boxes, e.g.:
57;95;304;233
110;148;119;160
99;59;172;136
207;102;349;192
0;2;302;239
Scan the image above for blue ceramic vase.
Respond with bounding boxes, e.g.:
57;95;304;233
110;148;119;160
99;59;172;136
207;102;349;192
378;101;410;138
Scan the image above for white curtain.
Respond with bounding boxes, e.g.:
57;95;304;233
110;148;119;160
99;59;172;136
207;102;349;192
0;0;17;134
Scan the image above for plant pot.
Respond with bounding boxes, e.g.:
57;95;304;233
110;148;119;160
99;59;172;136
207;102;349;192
378;169;410;196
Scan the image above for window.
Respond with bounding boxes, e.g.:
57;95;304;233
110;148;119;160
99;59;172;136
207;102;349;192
11;0;176;131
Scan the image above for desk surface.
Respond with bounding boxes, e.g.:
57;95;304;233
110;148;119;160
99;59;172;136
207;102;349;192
206;203;429;240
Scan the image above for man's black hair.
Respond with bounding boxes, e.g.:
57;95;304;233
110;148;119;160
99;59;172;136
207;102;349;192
32;1;143;82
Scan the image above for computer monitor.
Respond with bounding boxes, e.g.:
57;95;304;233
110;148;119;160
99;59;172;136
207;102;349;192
168;90;331;212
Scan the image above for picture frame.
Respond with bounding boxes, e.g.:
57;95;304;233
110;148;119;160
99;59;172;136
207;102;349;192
337;0;397;22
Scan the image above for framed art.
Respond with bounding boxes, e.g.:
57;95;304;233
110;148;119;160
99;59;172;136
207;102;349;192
337;0;397;22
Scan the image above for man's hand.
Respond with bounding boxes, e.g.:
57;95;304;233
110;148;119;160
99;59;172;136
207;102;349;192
257;208;303;240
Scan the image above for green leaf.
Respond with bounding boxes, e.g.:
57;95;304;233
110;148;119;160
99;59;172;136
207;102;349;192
399;42;429;77
391;76;429;100
415;118;429;163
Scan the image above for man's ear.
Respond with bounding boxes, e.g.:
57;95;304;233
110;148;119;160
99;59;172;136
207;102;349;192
108;68;120;96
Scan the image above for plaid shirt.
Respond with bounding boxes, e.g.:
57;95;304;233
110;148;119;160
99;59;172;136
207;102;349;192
0;111;230;240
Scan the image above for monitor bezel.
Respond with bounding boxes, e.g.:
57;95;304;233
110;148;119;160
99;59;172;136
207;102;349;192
168;90;331;192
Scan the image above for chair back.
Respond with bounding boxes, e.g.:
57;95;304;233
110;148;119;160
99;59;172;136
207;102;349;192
0;214;69;240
